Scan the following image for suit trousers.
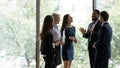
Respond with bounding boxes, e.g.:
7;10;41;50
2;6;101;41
88;49;95;68
43;56;56;68
94;57;109;68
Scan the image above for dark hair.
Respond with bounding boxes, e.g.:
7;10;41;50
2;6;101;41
60;14;69;32
41;15;53;40
94;9;100;16
100;11;109;21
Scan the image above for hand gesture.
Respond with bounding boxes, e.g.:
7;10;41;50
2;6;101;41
79;27;86;35
92;43;96;49
69;36;77;43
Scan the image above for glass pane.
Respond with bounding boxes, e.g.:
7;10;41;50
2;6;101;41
58;0;92;68
96;0;120;68
0;0;36;68
40;0;92;68
0;0;92;68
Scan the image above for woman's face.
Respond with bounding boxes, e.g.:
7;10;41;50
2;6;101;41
55;15;60;24
67;15;73;24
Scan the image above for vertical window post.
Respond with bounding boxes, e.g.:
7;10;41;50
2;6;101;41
93;0;96;10
36;0;40;68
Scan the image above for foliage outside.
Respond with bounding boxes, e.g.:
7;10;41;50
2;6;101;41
0;0;120;68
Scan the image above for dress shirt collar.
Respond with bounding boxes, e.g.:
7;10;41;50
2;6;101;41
101;21;107;26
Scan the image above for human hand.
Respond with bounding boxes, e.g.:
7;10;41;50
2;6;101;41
69;36;77;43
79;27;86;35
92;44;96;49
69;36;75;40
54;41;61;46
37;35;41;41
74;38;77;43
60;41;64;45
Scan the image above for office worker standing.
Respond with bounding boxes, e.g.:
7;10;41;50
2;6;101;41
40;15;55;68
92;11;112;68
80;9;101;68
52;13;62;67
61;14;77;68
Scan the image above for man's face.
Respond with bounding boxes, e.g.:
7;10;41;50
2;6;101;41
92;11;99;21
100;15;104;23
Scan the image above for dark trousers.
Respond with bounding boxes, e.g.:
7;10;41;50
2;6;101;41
94;58;109;68
88;49;95;68
43;56;56;68
55;46;62;66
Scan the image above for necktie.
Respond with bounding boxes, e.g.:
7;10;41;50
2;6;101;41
89;20;98;41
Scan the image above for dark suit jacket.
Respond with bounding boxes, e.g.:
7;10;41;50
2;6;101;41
95;22;112;59
83;21;101;50
41;31;54;58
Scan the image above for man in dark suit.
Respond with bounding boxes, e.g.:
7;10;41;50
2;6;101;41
80;9;101;68
92;11;112;68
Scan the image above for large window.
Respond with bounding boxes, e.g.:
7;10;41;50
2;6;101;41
0;0;36;68
40;0;93;68
96;0;120;68
0;0;94;68
57;0;93;68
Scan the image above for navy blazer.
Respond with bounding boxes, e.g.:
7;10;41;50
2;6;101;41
95;22;112;59
83;21;101;49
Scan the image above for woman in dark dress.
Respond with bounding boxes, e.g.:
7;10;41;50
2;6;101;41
61;14;77;68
